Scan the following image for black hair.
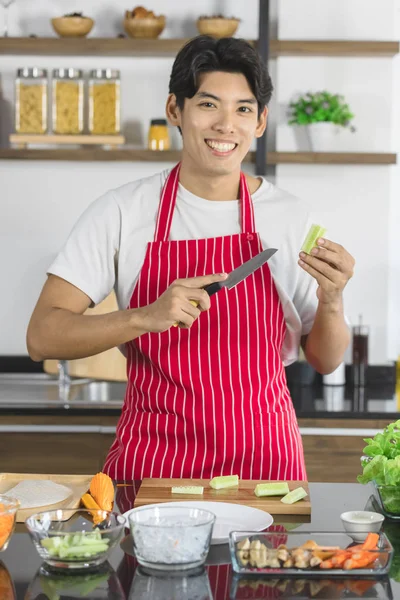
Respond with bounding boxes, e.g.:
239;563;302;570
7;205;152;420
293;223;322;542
169;35;273;118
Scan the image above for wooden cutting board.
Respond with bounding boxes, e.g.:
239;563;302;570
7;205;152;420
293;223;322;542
44;292;127;382
0;473;93;522
135;479;311;516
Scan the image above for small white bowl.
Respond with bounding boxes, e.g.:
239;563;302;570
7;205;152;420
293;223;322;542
340;510;384;543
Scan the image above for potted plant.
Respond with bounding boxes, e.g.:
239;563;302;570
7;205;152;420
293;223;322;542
288;91;355;152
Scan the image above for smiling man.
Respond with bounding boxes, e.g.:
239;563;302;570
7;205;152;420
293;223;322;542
27;36;354;483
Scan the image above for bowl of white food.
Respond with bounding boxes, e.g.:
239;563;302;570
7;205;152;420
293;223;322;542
128;505;216;571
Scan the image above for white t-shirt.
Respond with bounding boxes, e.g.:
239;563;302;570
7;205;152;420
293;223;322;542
47;169;319;366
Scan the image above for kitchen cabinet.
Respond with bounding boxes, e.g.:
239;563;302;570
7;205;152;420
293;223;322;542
0;413;373;482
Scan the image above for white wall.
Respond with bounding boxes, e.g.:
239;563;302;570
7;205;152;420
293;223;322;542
275;0;400;364
0;0;399;365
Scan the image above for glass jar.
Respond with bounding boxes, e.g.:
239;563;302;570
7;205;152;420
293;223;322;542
15;67;48;134
52;68;84;135
88;69;121;135
148;119;170;151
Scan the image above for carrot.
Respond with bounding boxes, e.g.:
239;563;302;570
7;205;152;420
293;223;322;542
0;513;14;548
319;550;350;569
331;550;352;567
361;532;379;550
343;551;379;570
319;557;336;569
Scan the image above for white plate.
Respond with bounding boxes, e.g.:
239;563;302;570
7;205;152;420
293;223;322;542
123;501;273;545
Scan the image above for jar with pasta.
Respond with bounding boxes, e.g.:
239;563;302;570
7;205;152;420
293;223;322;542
52;68;84;134
15;67;48;134
88;69;121;135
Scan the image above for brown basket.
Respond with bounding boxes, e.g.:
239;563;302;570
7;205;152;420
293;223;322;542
123;15;166;39
196;17;240;38
51;16;94;38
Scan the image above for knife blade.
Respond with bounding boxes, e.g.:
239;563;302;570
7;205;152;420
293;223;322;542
203;247;278;296
173;247;278;327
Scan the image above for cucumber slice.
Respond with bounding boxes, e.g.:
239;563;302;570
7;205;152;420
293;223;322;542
171;486;204;495
301;224;327;254
209;475;239;490
280;486;308;505
254;482;290;497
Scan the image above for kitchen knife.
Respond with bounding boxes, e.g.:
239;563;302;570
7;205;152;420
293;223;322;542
173;247;278;327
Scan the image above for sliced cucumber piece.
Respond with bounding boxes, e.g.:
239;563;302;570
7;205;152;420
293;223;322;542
171;486;204;495
301;224;327;254
280;486;308;505
209;475;239;490
254;482;290;497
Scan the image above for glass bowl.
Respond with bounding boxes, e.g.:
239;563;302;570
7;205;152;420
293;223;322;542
0;495;19;552
25;509;126;570
128;505;216;571
374;482;400;519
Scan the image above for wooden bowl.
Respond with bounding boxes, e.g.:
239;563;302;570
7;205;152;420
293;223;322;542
196;17;240;38
51;16;94;38
123;16;166;39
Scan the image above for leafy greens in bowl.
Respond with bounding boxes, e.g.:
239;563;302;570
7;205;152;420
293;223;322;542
358;419;400;516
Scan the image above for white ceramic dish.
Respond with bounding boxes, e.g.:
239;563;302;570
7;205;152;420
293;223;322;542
123;501;273;545
340;510;384;543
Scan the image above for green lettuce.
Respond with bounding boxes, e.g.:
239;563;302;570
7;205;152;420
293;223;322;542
357;420;400;485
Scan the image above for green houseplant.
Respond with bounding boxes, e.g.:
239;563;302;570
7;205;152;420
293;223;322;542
288;91;355;151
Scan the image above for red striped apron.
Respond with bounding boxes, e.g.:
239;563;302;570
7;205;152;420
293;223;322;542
103;164;306;482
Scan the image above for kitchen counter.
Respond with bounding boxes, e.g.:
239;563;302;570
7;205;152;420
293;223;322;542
0;373;397;418
1;481;400;599
0;373;397;481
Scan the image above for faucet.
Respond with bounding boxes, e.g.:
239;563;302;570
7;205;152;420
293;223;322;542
58;359;70;386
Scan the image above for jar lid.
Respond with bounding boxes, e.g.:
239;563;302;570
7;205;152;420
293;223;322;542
17;67;47;78
52;68;83;79
150;119;167;126
90;69;120;79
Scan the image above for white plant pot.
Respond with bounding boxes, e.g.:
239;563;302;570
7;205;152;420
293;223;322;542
306;122;348;152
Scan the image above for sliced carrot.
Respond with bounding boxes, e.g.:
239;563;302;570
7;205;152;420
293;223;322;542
319;557;335;569
361;532;379;551
89;472;114;512
343;552;379;570
331;550;352;567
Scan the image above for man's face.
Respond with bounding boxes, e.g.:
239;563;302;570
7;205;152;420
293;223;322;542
167;71;267;176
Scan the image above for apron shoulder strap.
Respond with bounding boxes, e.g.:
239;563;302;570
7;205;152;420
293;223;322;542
155;165;256;241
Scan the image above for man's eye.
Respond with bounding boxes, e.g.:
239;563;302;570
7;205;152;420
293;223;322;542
239;106;252;113
200;102;216;108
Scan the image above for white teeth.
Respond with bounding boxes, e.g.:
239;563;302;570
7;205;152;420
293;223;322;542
206;140;236;152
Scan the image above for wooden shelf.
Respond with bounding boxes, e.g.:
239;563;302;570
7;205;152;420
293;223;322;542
0;37;398;57
0;148;396;165
272;40;400;57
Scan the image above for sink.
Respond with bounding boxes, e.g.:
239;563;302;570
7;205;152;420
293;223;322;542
0;373;90;385
0;373;126;405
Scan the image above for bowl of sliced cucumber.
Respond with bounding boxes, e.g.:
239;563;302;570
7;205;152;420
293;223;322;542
25;509;126;570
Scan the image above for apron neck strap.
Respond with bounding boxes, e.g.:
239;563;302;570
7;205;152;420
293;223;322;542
154;163;256;242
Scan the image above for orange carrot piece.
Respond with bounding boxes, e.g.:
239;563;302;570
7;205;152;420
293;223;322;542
361;532;379;551
343;552;379;570
89;472;114;512
331;550;352;567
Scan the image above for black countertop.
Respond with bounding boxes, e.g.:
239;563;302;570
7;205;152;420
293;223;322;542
0;372;397;420
1;482;400;599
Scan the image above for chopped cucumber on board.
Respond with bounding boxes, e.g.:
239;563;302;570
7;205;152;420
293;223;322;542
209;475;239;490
301;224;327;254
254;482;290;497
171;486;204;495
280;487;308;504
